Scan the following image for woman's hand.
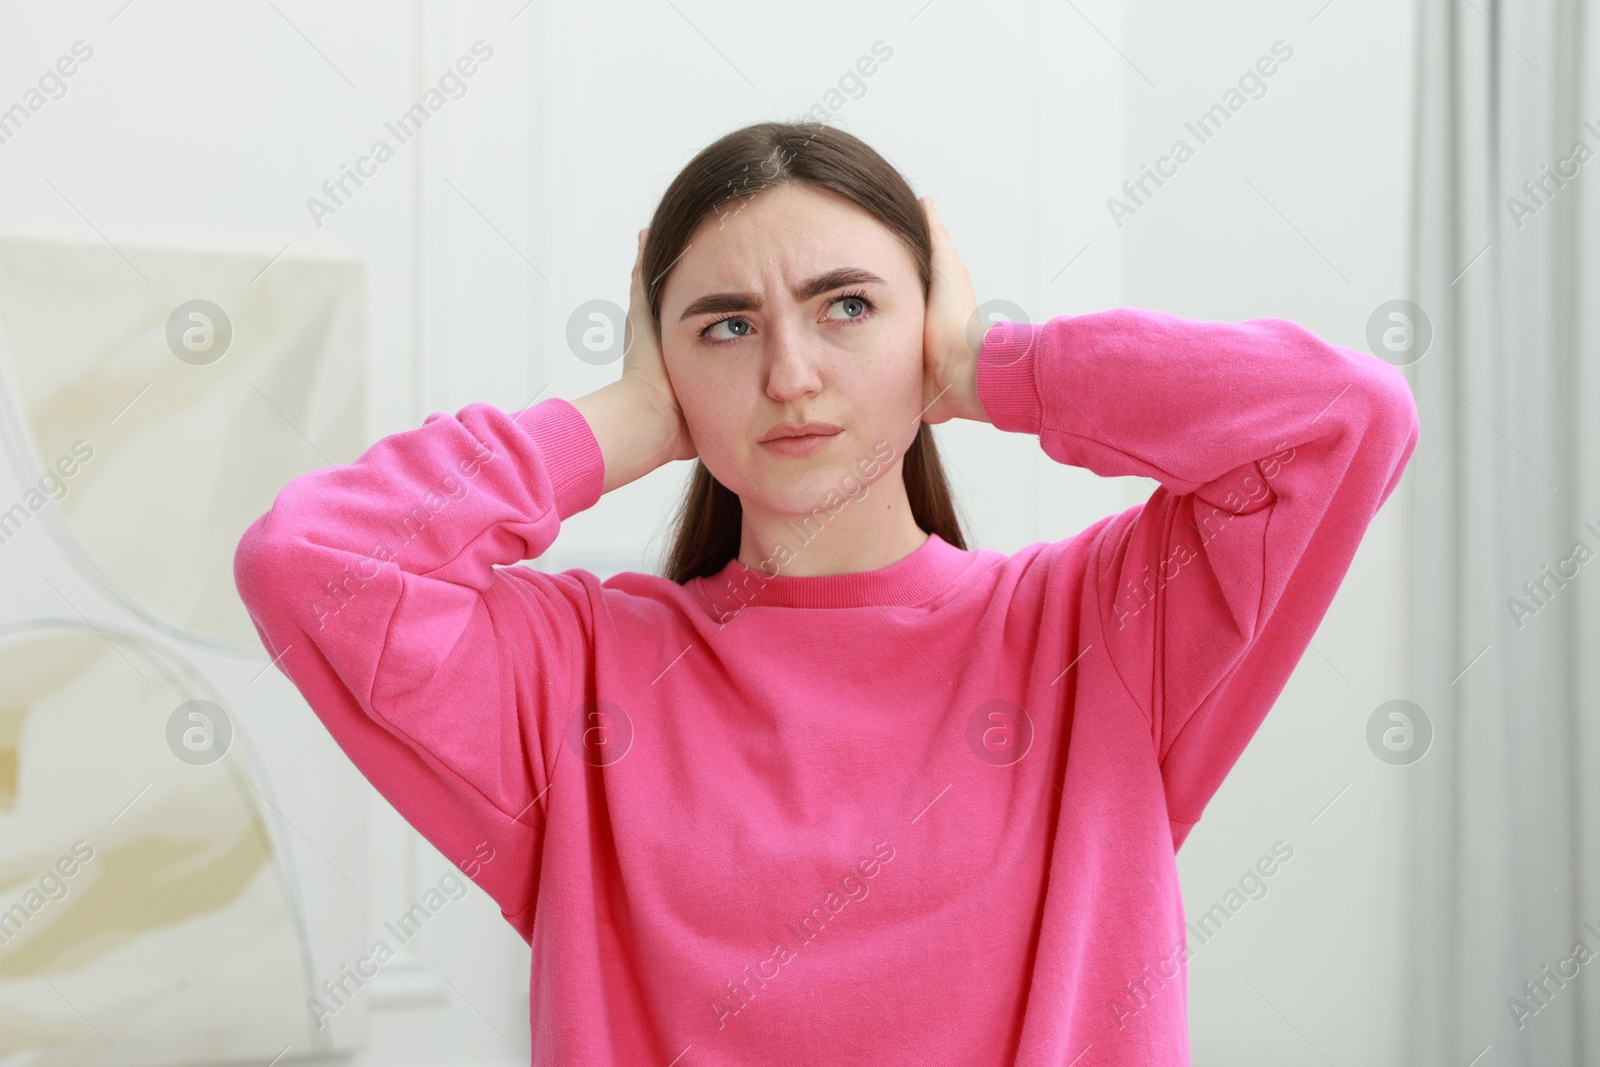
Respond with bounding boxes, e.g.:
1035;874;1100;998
918;196;988;425
621;227;698;462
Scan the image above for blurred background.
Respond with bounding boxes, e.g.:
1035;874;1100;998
0;0;1595;1064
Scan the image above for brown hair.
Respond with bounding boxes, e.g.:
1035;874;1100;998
642;121;967;584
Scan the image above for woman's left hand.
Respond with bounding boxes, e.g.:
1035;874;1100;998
918;195;988;425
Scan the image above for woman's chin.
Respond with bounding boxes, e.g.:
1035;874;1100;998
749;468;878;520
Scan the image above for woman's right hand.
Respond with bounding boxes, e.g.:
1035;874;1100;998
621;227;698;463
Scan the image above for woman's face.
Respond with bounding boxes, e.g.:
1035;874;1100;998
657;182;926;517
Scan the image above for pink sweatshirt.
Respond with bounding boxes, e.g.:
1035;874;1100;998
234;308;1418;1065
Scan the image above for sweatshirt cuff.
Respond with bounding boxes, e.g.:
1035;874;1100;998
976;319;1046;432
512;397;606;520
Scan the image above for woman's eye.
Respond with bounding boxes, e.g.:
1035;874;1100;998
701;296;871;342
825;295;871;321
705;317;751;341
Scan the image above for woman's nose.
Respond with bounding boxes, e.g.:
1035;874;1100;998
764;323;824;400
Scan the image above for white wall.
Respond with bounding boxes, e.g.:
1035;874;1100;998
1117;2;1417;1064
0;3;533;1063
0;0;1417;1062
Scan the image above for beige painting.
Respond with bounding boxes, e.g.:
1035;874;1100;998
0;239;372;1063
0;624;330;1063
0;237;364;651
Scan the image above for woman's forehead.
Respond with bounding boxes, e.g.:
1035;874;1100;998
664;187;912;309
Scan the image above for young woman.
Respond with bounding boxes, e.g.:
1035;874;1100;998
235;122;1419;1065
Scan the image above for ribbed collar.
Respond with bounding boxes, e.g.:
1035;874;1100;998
691;531;974;616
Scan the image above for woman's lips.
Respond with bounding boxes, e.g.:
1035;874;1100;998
759;430;841;457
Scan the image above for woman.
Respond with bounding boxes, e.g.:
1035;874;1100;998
234;122;1419;1064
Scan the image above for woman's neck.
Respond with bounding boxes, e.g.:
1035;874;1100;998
735;482;930;578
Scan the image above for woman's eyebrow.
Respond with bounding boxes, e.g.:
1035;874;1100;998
677;267;887;321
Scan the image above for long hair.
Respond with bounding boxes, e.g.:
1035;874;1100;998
642;121;968;583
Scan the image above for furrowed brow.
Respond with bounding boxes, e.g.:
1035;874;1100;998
677;267;887;322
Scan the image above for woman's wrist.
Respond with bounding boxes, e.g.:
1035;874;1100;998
571;377;683;494
959;349;989;424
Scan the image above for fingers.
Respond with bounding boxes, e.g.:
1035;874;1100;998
919;196;950;252
919;195;965;286
631;228;650;291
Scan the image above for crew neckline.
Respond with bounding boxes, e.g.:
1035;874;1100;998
691;531;974;616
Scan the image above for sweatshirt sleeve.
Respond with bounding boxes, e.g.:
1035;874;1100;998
976;309;1419;850
232;397;606;940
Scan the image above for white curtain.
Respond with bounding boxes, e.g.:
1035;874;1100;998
1405;0;1600;1064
